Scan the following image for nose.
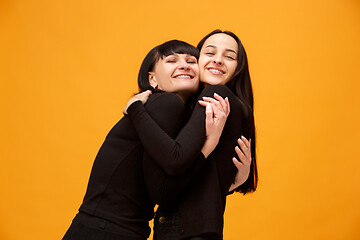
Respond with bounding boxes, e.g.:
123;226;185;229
179;61;191;70
213;58;223;65
212;54;223;65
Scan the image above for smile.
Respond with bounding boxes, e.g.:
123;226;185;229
207;67;225;75
173;74;194;79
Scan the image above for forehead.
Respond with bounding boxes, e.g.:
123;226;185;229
203;33;238;53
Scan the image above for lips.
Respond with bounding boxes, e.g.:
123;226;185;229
207;67;225;75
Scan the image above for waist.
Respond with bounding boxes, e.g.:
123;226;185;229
75;212;146;239
154;210;222;240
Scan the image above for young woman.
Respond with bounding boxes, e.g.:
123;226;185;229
125;30;257;240
62;40;246;240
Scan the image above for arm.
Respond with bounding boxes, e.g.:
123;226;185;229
127;88;229;176
132;92;205;203
200;85;254;196
127;93;205;176
142;93;230;204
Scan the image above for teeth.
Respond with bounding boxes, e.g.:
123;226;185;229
208;68;223;74
175;75;192;79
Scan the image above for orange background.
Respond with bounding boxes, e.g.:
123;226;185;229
1;0;360;239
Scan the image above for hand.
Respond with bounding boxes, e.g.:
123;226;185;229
229;136;252;192
198;93;230;158
123;90;152;115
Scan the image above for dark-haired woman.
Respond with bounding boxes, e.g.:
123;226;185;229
62;40;244;240
124;30;257;240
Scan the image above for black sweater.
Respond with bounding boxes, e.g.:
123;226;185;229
79;92;195;238
128;85;253;239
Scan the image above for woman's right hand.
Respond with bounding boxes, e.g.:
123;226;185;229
198;93;230;158
123;90;152;115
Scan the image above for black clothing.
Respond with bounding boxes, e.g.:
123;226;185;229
63;212;146;240
153;212;221;240
128;85;253;239
64;92;196;239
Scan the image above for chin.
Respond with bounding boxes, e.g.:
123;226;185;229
201;78;223;86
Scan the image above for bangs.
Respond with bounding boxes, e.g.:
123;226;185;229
154;40;199;62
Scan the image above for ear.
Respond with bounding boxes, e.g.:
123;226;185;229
148;72;158;89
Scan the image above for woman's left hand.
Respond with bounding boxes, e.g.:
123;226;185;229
229;136;252;192
198;93;230;158
123;90;152;115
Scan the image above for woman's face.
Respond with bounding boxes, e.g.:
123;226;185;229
149;53;199;101
198;33;238;86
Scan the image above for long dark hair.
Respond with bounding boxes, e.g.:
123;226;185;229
138;40;199;91
197;30;258;194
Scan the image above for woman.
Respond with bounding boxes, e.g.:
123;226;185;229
62;40;246;240
125;30;257;240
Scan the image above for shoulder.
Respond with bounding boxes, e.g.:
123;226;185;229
199;85;240;109
199;85;234;99
146;91;184;108
145;91;186;116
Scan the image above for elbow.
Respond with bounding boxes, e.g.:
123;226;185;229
162;164;185;176
161;149;188;176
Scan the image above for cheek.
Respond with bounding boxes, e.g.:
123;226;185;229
198;57;207;69
229;63;237;75
193;65;200;75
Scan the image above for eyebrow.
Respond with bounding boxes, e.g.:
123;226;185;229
167;54;196;58
205;45;237;54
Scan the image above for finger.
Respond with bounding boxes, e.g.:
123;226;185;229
238;138;251;160
208;102;223;118
241;136;251;149
235;146;246;163
205;103;213;123
202;98;223;118
198;100;208;107
213;93;228;113
232;157;243;170
225;97;230;115
142;91;151;99
202;97;221;106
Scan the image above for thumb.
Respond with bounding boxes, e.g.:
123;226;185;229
205;103;213;126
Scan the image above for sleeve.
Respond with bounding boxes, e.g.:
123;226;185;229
201;85;253;197
143;152;207;204
127;92;206;203
127;92;206;176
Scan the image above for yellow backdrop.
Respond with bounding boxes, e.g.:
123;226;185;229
1;0;360;239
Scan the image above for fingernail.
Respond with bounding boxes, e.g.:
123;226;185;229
225;97;228;101
214;93;219;97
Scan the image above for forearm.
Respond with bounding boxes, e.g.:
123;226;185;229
127;95;206;176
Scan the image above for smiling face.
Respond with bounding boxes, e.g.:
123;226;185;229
149;53;199;101
198;33;238;86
